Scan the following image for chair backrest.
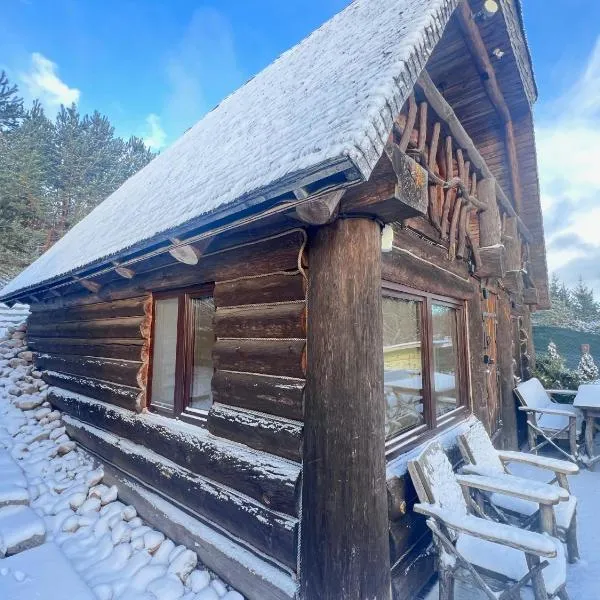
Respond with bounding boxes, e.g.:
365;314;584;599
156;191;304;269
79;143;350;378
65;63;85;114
458;419;504;475
408;441;467;518
515;377;550;410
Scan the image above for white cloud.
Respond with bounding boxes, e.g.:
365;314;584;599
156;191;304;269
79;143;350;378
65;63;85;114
20;52;80;112
143;113;167;150
536;37;600;294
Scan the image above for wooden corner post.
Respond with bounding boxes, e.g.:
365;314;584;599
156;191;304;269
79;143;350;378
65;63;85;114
301;217;391;600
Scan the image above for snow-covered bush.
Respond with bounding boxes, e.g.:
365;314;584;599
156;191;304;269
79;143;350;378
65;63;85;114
533;341;580;390
576;351;600;383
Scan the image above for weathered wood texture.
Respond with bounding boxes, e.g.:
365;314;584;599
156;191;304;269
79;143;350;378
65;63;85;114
214;273;306;308
102;463;296;600
215;303;306;339
49;389;300;516
43;370;142;411
28;337;144;360
212;371;304;421
208;403;302;462
301;218;391;599
64;415;298;570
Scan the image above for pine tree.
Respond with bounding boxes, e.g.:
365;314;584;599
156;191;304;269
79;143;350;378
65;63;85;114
576;351;600;383
0;71;24;131
549;273;560;299
573;276;599;322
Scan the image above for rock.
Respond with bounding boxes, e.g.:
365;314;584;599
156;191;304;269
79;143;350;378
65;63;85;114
85;467;104;487
195;588;220;600
168;549;197;582
15;396;43;410
57;441;76;456
143;531;165;553
8;358;26;368
211;579;227;597
187;570;211;593
31;370;42;378
78;497;101;514
35;407;51;421
146;573;184;600
7;386;22;397
17;351;33;361
222;592;244;600
122;505;137;521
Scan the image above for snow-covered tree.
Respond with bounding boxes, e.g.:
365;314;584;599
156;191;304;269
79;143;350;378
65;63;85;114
576;351;600;383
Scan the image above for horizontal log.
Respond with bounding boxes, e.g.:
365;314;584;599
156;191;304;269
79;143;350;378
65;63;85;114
29;296;147;322
28;316;145;339
208;403;302;463
102;464;296;600
43;370;141;411
35;354;141;388
48;389;300;516
214;340;306;378
476;245;506;279
28;337;144;361
63;415;298;569
215;303;306;339
212;371;304;421
295;189;344;225
382;246;475;300
214;274;306;308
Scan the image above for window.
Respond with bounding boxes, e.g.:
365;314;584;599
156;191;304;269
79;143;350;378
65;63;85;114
149;286;215;423
383;284;468;447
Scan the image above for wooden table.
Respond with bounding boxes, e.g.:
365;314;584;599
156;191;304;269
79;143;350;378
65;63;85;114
574;384;600;464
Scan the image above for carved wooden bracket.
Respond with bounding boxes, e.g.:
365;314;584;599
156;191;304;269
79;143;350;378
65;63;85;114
476;244;506;279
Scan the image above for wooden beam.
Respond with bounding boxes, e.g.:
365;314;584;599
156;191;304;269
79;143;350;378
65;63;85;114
301;218;391;599
417;72;530;238
523;287;539;306
75;278;102;293
476;245;506;279
456;1;523;214
294;189;345;225
113;263;136;279
341;146;428;222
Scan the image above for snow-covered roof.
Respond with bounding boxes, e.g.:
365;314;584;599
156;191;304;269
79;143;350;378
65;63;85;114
0;0;458;300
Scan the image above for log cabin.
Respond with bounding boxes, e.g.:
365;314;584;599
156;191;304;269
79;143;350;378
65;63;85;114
0;0;548;598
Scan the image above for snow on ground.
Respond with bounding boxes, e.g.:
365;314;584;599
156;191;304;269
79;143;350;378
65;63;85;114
0;321;244;600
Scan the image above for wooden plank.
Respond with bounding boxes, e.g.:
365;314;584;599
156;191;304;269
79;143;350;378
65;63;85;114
212;370;304;421
215;303;306;339
28;296;147;321
102;464;296;600
63;415;298;570
35;354;141;388
28;316;145;339
28;337;144;361
43;371;141;411
214;339;306;379
301;218;391;599
48;389;300;516
208;403;302;463
214;274;306;308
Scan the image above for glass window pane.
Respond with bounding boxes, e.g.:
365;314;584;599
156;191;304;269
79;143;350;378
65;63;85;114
432;304;459;416
383;296;424;438
151;297;179;413
189;297;215;411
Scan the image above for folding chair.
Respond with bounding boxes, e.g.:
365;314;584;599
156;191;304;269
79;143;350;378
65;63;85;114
458;418;580;562
408;441;569;600
515;378;582;462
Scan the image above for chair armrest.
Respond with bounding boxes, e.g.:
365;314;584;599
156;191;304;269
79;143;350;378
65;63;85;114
498;450;579;476
518;406;577;418
547;389;577;396
413;503;557;557
456;474;562;504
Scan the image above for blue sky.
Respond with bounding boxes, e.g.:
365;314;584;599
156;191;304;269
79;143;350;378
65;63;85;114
2;0;600;292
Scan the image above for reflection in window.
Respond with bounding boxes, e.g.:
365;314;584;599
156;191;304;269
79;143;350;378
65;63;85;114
189;298;215;411
383;297;424;438
432;304;458;416
151;297;179;413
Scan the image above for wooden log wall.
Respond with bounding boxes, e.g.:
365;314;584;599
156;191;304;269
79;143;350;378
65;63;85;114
35;229;307;580
30;296;150;411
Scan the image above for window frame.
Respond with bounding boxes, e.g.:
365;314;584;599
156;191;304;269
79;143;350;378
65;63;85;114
147;284;215;426
382;281;470;460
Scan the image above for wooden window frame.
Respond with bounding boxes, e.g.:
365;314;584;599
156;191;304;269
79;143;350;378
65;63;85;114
382;282;470;460
147;284;215;426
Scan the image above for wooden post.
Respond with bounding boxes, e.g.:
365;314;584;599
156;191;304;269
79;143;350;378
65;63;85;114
497;294;518;449
301;218;391;600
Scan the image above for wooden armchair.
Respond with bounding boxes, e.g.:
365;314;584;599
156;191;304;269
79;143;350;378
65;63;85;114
515;378;582;461
408;441;569;600
458;419;580;562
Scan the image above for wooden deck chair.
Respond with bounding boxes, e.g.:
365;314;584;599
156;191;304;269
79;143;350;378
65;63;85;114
458;419;580;563
515;378;582;462
408;441;569;600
